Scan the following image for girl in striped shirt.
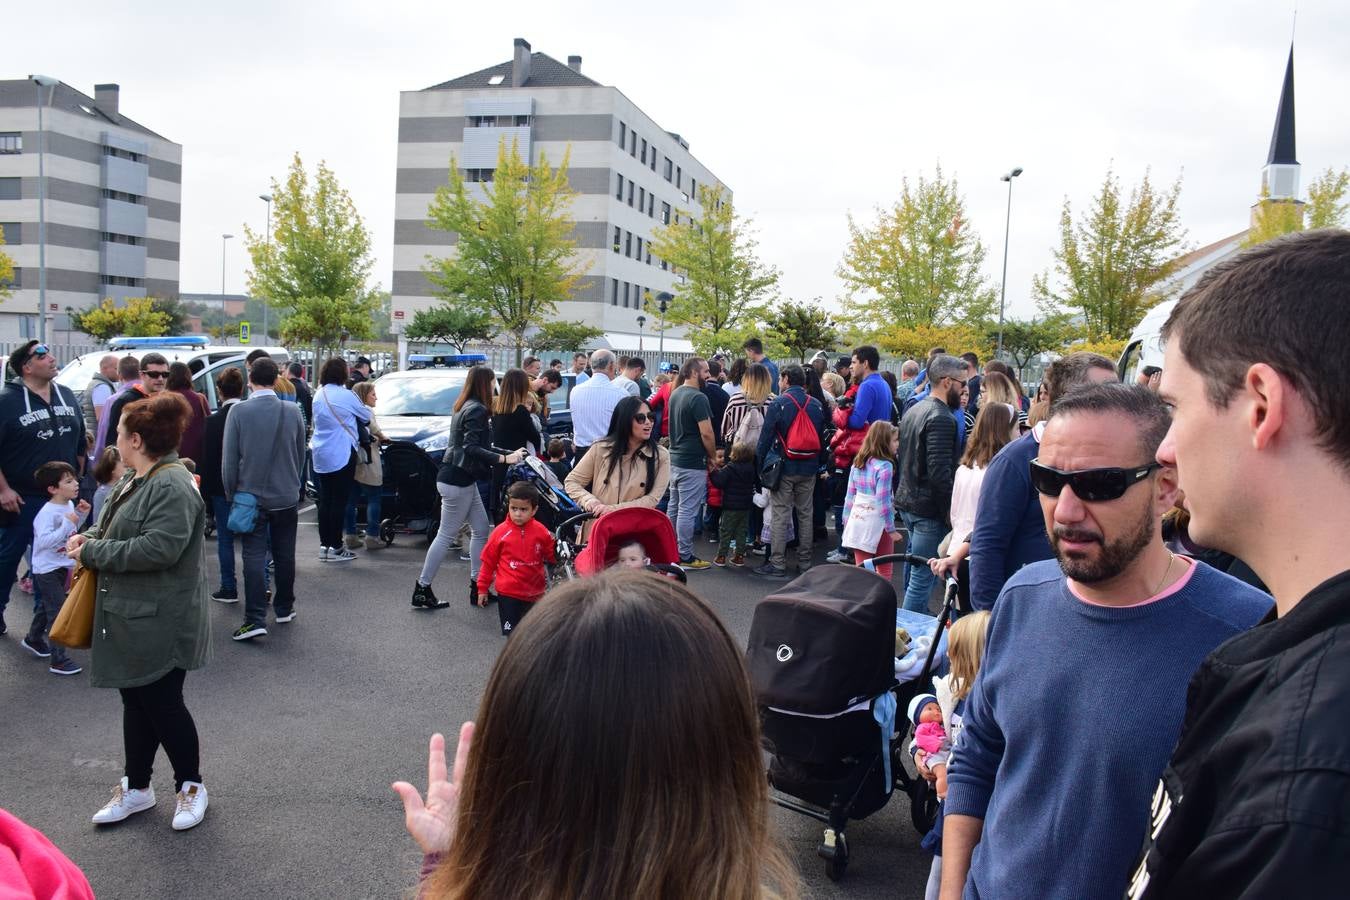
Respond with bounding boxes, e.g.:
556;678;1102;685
843;420;902;577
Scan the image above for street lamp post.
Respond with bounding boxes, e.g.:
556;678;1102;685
29;74;58;344
221;234;233;296
259;193;273;343
656;291;672;364
636;314;646;353
996;166;1024;357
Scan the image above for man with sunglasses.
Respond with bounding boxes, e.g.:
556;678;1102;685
939;384;1269;900
0;341;87;635
99;352;170;455
1130;230;1350;898
967;351;1119;611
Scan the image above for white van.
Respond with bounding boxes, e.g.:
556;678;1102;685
1117;299;1176;384
56;336;289;407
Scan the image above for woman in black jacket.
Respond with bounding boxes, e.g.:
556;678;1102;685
412;366;525;611
488;368;542;519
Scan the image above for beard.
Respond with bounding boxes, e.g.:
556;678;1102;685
1050;500;1155;584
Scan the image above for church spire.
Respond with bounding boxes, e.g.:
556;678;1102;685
1261;44;1300;202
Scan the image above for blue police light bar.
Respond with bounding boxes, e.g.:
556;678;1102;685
107;335;211;350
408;353;488;368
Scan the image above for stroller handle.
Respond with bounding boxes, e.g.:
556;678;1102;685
864;553;960;591
553;511;595;538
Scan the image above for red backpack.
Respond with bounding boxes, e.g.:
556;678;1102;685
781;393;822;461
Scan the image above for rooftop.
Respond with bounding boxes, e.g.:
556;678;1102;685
0;79;170;141
424;51;600;91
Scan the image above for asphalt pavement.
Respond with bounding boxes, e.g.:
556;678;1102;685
0;507;934;899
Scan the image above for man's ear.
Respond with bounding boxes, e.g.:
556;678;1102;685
1245;363;1289;452
1155;464;1181;516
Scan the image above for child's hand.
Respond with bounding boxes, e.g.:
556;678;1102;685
476;594;487;608
65;512;81;525
76;499;91;516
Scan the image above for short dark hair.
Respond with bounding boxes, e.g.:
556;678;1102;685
1044;351;1117;405
523;356;540;369
708;359;723;379
140;352;168;370
319;357;349;386
928;347;946;358
287;362;304;378
540;369;562;386
34;460;76;493
679;357;706;381
118;355;141;382
834;357;851;371
93;447;122;484
506;479;541;508
852;345;880;371
7;341;39;379
742;337;764;354
625;357;645;373
573;352;587;361
547;438;565;458
1050;383;1172;461
549;359;562;368
217;367;245;400
1164;229;1350;467
961;352;980;368
355;356;371;368
120;392;191;457
250;357;279;387
246;349;269;365
782;364;806;387
166;361;193;391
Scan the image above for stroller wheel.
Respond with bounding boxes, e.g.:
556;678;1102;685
909;776;939;836
379;519;396;546
818;829;849;881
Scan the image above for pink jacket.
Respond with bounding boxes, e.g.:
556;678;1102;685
915;720;948;756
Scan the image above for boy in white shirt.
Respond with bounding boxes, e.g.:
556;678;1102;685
22;462;90;675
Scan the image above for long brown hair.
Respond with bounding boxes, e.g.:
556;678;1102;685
495;368;532;415
425;571;797;900
978;371;1021;409
961;403;1016;469
453;365;496;413
852;419;898;470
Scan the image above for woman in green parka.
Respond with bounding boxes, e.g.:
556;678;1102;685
65;391;213;832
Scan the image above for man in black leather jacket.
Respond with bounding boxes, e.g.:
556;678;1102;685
1129;230;1350;898
895;354;965;613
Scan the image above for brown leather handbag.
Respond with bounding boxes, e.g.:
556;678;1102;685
49;564;96;649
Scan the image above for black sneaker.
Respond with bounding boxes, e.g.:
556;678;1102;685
211;588;238;603
231;623;267;641
468;580;480;608
49;659;83;676
412;582;447;610
752;563;790;579
21;636;52;658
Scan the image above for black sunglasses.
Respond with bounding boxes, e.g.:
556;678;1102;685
1030;460;1162;502
632;412;654;424
24;344;50;365
141;369;170;379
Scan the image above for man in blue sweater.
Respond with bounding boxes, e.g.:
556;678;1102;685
941;384;1270;900
966;351;1118;610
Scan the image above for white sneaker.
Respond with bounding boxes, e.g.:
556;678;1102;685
171;781;208;831
92;777;156;825
318;546;330;561
325;547;357;563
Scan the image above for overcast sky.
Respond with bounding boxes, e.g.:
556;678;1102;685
10;0;1348;322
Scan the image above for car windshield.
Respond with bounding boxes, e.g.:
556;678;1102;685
376;374;465;416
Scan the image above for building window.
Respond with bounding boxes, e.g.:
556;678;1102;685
465;168;494;182
101;232;143;246
661;202;671;225
650;152;656;173
613;225;621;253
619;121;626;147
663;158;673;182
635;236;642;260
661;259;668;272
101;188;144;204
646;246;652;265
104;275;144;287
0;222;19;243
638;186;645;210
103;145;143;163
612;278;619;306
615;173;624;200
681;192;689;204
630;132;637;157
627;182;634;207
676;166;682;188
640;138;647;164
625;231;632;257
623;282;631;307
690;178;697;201
0;133;21;154
0;178;20;201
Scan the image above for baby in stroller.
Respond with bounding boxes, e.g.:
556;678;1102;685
614;540;649;570
559;507;686;584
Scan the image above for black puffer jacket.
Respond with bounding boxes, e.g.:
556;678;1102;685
710;460;757;512
1131;570;1350;899
437;399;499;487
894;396;958;523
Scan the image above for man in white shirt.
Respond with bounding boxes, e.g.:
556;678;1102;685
568;349;626;460
610;357;644;399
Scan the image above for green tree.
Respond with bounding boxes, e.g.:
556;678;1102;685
1033;167;1186;341
1307;167;1350;229
837;166;996;331
875;322;989;363
530;320;604;354
766;300;840;362
149;297;190;335
0;227;14;302
994;315;1077;380
404;304;498;353
647;184;779;351
70;297;171;341
1247;167;1350;245
424;141;584;364
244;154;382;351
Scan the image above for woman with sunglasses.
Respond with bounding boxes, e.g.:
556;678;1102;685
565;396;670;542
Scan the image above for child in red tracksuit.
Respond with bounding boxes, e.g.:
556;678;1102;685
477;481;557;636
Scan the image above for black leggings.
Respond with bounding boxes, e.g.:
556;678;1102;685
317;452;358;549
119;668;201;792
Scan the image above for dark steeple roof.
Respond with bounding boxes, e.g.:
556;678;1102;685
1266;45;1297;166
424;53;600;91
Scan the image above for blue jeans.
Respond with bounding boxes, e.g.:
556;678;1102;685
0;494;45;619
901;511;945;613
343;483;382;536
667;466;707;561
210;495;237;591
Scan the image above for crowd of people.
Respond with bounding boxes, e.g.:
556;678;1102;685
1;230;1349;897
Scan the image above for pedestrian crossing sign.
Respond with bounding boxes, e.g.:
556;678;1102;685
240;321;251;344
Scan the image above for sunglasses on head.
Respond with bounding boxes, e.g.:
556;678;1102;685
632;413;654;424
1030;460;1162;502
24;344;50;365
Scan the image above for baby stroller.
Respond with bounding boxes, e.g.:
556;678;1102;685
375;440;443;545
747;554;958;881
496;454;582;531
552;507;686;583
